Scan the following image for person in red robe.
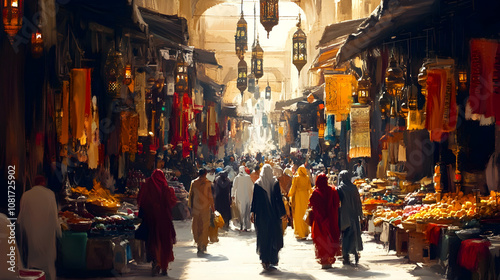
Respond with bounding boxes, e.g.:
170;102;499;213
308;173;341;269
137;169;178;276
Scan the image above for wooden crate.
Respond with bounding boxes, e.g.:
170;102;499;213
408;231;428;263
396;228;409;257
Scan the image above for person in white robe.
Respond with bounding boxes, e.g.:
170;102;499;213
232;166;254;231
18;176;61;280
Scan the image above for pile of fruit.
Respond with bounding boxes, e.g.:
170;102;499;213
373;209;403;226
363;198;387;204
90;214;137;235
86;182;121;208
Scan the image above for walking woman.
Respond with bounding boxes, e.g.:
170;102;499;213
137;169;178;276
288;165;313;240
309;173;341;269
251;164;287;270
337;170;363;265
214;170;232;230
189;169;215;255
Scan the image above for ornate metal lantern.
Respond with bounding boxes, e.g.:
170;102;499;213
2;0;23;40
123;64;132;85
237;59;248;95
31;29;43;58
357;70;371;105
292;15;307;74
175;53;189;93
248;73;256;93
252;38;264;80
458;68;468;92
104;49;124;98
385;56;405;97
265;81;271;100
260;0;279;38
254;84;260;100
235;13;248;59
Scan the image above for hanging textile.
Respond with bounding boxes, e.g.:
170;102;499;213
349;106;371;158
171;93;181;145
61;80;70;145
208;105;216;137
70;69;91;144
88;96;100;169
193;83;204;112
398;140;406;162
324;74;352;121
120;111;139;155
407;109;426;130
325;114;336;142
467;38;500;125
425;68;458;142
135;70;148;136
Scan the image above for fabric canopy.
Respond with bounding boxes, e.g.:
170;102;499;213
57;0;147;33
335;0;438;65
139;7;188;45
194;49;220;66
317;18;367;48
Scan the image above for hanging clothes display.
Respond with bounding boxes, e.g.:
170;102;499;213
60;80;70;145
171;93;181;145
425;68;458;142
467;38;500;125
135;70;148;137
88;96;100;169
70;69;91;144
120;111;139;155
325;114;336;142
349;106;371;158
325;74;352;121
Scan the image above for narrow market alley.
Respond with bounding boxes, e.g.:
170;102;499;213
60;220;445;280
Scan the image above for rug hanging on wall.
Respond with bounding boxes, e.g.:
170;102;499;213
349;105;371;158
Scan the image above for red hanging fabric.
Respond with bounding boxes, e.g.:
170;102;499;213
469;39;499;121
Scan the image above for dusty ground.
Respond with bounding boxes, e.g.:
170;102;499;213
59;220;446;279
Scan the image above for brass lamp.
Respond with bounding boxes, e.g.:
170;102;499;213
2;0;23;40
175;54;189;93
357;70;371;105
292;14;307;74
385;56;405;97
104;49;124;98
237;59;248;95
252;39;264;80
31;29;43;58
260;0;279;38
265;81;271;100
235;13;248;59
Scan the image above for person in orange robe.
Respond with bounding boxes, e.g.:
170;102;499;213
137;169;178;276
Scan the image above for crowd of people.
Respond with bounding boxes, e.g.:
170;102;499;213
9;153;364;278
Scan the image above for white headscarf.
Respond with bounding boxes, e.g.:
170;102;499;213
256;164;276;202
238;166;247;176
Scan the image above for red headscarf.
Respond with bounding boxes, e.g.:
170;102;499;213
309;173;341;265
137;169;178;270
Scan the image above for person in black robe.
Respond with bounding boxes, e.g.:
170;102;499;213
251;164;287;271
337;170;363;265
214;171;232;230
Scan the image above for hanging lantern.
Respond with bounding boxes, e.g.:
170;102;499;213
260;0;279;38
379;85;391;117
252;39;264;80
2;0;23;40
31;29;43;58
104;49;124;98
175;53;189;93
248;73;256;93
292;15;307;74
254;85;260;100
123;64;132;85
265;81;271;100
357;70;371;105
235;13;248;59
458;68;468;91
385;56;405;97
237;59;248;95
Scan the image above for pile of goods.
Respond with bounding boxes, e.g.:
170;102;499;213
90;215;137;236
373;209;403;227
59;211;93;232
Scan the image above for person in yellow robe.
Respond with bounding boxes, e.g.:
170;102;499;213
188;169;215;255
288;165;313;240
